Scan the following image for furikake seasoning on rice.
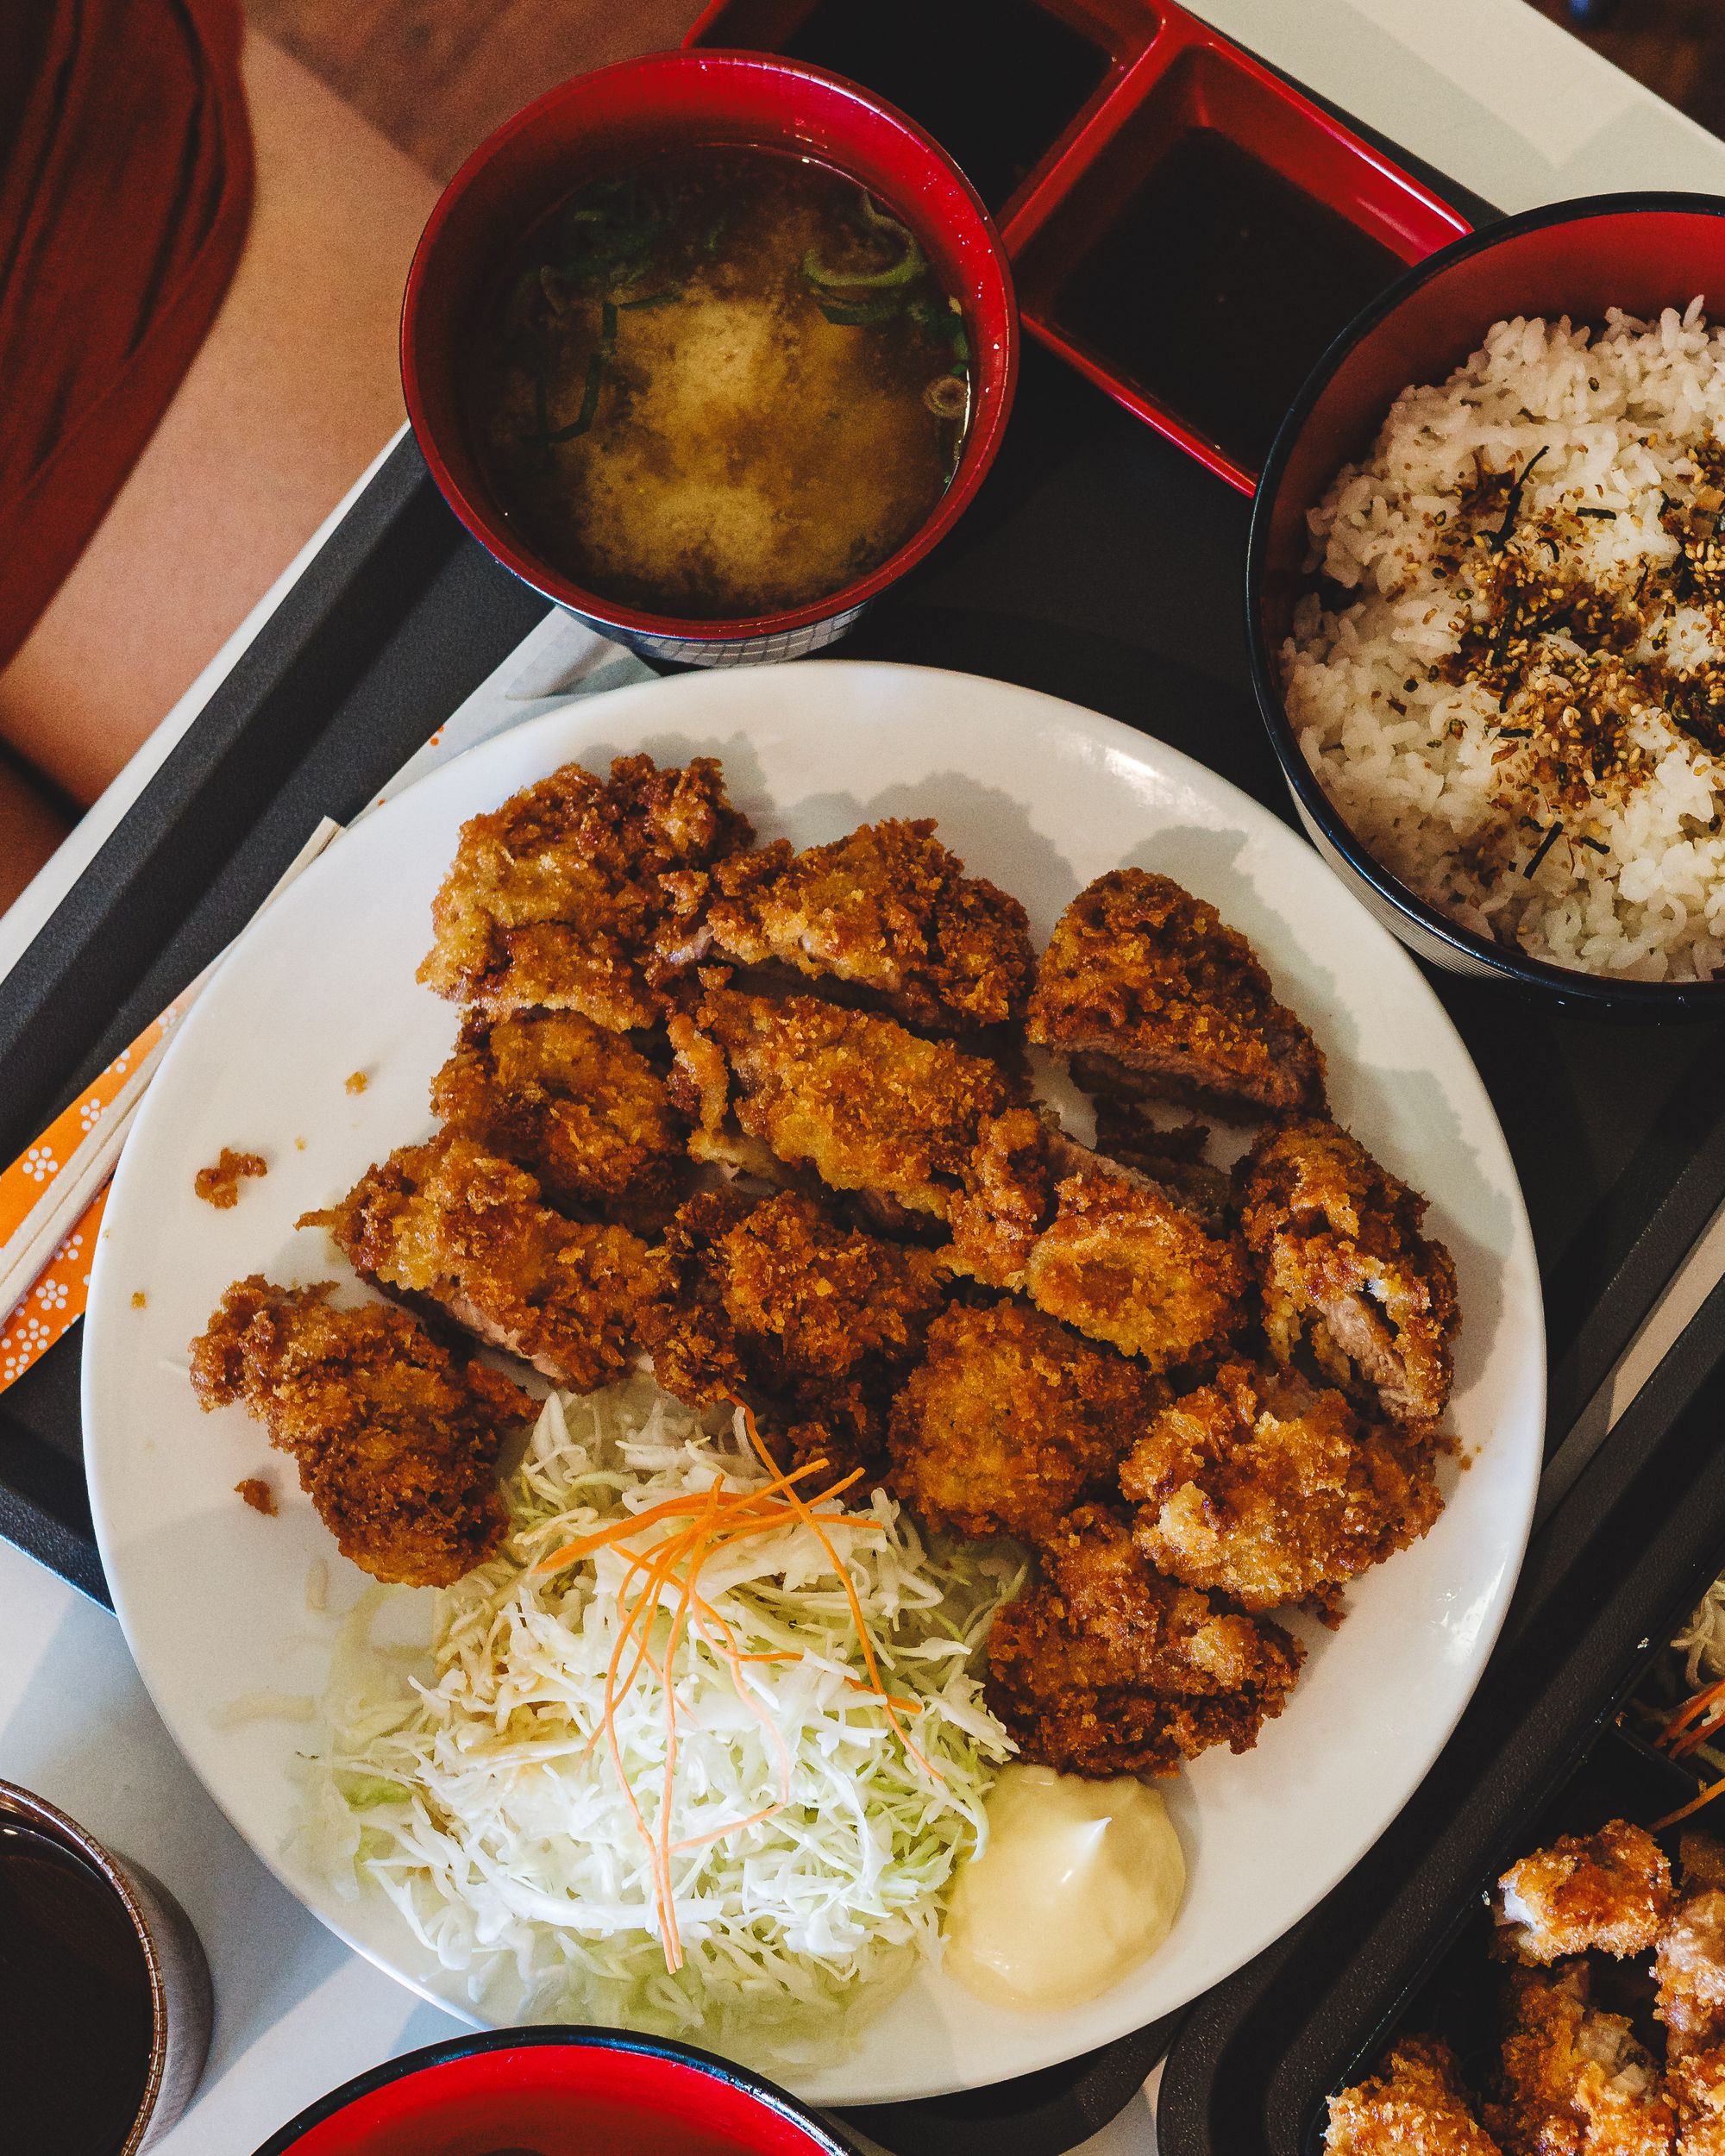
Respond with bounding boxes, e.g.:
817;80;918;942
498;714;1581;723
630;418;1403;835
1284;302;1725;981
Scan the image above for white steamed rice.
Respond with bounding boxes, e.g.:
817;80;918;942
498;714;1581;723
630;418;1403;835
1284;300;1725;980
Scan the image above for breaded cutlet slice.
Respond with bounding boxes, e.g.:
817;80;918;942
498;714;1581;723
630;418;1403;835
887;1299;1164;1547
1490;1821;1673;1965
301;1132;667;1393
1325;2036;1503;2156
948;1106;1250;1371
653;817;1033;1030
1238;1116;1459;1430
190;1275;532;1587
418;752;753;1031
984;1503;1303;1779
1121;1357;1443;1620
644;1186;947;1489
668;984;1020;1217
430;1007;686;1233
1027;869;1326;1118
1486;1961;1674;2155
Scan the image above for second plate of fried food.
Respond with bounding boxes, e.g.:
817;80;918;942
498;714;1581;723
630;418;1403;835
82;660;1543;2104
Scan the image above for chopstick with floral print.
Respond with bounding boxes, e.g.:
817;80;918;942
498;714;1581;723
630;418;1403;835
0;820;342;1394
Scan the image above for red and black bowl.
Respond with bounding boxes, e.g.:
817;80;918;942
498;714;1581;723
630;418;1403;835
401;49;1017;667
252;2025;860;2156
1247;191;1725;1017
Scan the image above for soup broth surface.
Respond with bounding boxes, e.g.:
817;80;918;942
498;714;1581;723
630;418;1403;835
474;147;971;620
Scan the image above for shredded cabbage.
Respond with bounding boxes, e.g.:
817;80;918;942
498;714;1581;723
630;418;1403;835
294;1378;1022;2067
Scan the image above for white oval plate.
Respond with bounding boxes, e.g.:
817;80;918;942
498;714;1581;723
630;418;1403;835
83;661;1543;2105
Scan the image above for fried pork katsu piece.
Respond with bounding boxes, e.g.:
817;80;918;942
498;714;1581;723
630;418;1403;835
984;1504;1303;1777
668;985;1019;1216
1490;1822;1674;1966
1089;1100;1233;1221
1657;1890;1725;2059
886;1300;1164;1545
418;754;754;1030
1027;870;1327;1119
1684;1839;1725;1897
1670;2046;1725;2154
1486;1962;1675;2156
190;1276;533;1586
301;1133;666;1392
644;1188;946;1480
653;818;1034;1029
949;1106;1250;1370
643;1188;945;1484
1325;2036;1504;2156
1239;1117;1460;1428
1120;1357;1442;1620
430;1008;686;1233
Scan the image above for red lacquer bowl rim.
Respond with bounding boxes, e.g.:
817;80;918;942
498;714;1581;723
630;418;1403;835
1247;188;1725;1016
250;2024;859;2154
400;48;1019;646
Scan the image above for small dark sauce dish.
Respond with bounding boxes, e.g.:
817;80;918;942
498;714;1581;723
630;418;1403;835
1248;191;1725;1018
0;1780;211;2154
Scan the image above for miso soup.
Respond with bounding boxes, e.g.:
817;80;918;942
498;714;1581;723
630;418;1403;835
472;147;973;620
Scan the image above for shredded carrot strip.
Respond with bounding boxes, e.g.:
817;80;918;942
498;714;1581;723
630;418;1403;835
655;1487;722;1967
544;1413;884;1973
731;1401;943;1787
668;1799;787;1855
1672;1708;1725;1761
1660;1676;1725;1746
533;1458;847;1572
1653;1774;1725;1831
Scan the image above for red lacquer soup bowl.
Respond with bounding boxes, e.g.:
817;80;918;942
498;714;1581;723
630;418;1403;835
402;49;1017;667
1248;192;1725;1015
253;2027;859;2155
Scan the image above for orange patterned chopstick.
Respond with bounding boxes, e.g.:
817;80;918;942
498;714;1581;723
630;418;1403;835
0;1188;108;1388
0;996;184;1389
0;818;344;1399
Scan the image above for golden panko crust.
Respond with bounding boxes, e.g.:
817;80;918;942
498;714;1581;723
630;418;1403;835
1239;1117;1460;1428
418;753;753;1030
1325;2036;1504;2156
1121;1358;1443;1620
654;817;1033;1029
1027;869;1327;1117
887;1299;1164;1546
301;1132;667;1393
430;1007;686;1232
190;1275;531;1587
984;1504;1303;1778
1491;1821;1674;1965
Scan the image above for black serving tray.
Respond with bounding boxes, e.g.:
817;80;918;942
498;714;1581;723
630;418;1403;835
1157;1266;1725;2155
3;59;1725;2156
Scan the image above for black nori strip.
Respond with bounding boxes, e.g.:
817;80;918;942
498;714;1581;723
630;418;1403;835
1490;445;1551;552
1524;820;1565;877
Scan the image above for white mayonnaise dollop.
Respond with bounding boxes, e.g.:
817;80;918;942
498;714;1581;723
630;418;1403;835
943;1764;1185;2012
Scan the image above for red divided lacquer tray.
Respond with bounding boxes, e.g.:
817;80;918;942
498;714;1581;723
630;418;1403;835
684;0;1468;492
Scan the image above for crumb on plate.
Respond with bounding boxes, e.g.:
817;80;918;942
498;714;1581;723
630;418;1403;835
131;1290;147;1309
195;1148;268;1208
235;1476;277;1516
345;1071;369;1095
